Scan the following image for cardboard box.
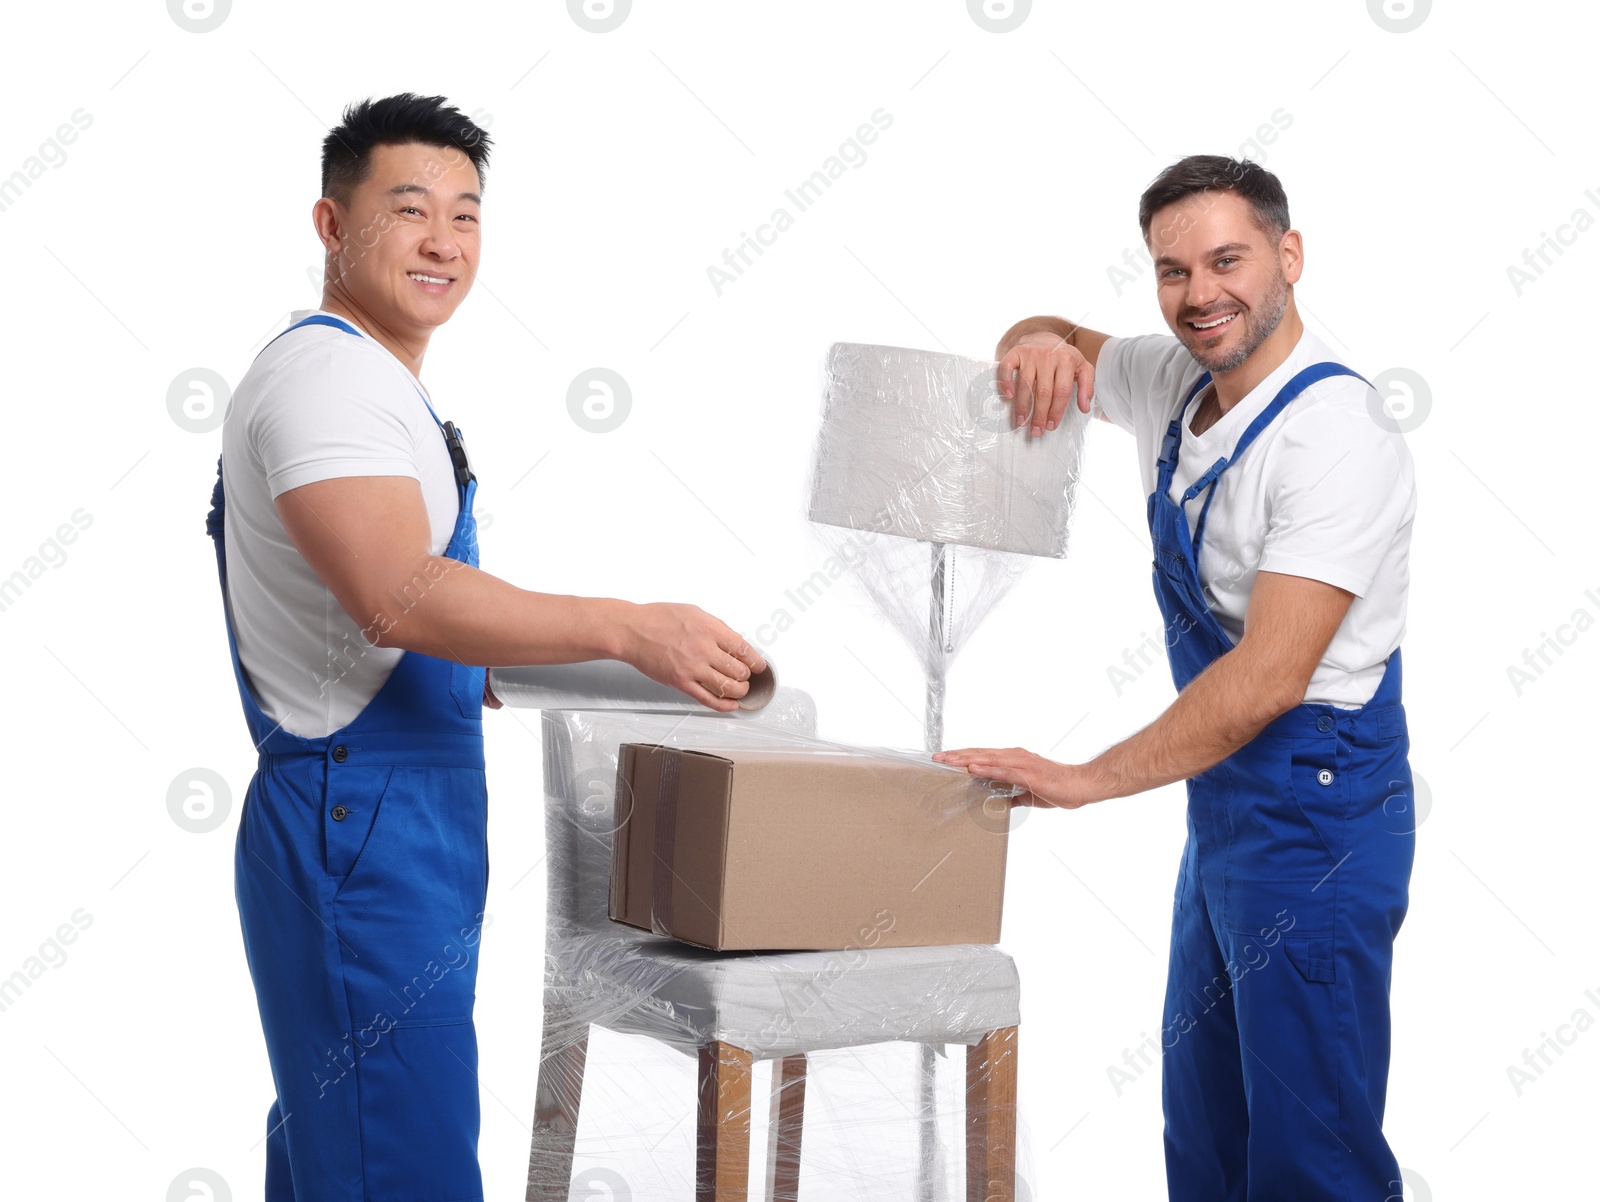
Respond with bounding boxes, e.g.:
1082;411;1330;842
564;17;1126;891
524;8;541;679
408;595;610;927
609;743;1009;951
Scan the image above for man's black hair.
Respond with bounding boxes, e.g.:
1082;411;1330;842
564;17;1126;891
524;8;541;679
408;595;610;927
321;93;492;207
1138;155;1290;247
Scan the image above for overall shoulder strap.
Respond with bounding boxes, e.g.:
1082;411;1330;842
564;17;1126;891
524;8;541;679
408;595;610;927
242;312;469;501
262;313;449;430
267;312;363;343
1157;372;1213;485
1228;362;1368;472
1182;361;1369;556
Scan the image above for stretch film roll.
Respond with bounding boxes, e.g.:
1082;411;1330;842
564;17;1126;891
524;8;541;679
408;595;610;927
487;658;777;714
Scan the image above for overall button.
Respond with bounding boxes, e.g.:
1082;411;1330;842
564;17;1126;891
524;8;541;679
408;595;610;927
1316;768;1334;786
331;744;348;763
330;805;349;822
1316;715;1335;733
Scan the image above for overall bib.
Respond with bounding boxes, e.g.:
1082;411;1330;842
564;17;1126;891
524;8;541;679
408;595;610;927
205;314;490;1202
1150;364;1414;1201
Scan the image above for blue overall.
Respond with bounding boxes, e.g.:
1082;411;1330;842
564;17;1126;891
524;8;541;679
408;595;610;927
1151;364;1414;1201
206;314;489;1202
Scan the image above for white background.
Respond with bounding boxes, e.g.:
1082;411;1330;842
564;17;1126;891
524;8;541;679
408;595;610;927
1;1;1594;1199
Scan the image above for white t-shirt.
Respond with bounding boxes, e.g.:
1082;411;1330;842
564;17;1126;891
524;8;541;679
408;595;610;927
220;309;461;738
1091;328;1416;709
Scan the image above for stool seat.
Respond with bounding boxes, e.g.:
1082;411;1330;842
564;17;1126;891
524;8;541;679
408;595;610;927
550;927;1021;1061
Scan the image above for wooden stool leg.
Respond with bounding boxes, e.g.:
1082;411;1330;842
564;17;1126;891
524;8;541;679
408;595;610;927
966;1026;1018;1202
526;1006;589;1202
764;1054;807;1202
698;1040;755;1202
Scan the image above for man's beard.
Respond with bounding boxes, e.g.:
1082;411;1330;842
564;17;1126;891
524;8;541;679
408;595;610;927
1181;267;1289;374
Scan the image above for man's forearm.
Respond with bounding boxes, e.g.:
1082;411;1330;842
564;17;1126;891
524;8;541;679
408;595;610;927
1086;641;1304;800
360;556;631;667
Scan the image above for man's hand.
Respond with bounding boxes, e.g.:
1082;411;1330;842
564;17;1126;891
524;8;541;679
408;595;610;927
932;747;1116;810
997;332;1096;437
483;675;502;710
619;602;767;714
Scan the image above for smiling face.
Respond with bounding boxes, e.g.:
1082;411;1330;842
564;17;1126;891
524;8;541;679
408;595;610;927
1147;189;1300;375
317;140;482;335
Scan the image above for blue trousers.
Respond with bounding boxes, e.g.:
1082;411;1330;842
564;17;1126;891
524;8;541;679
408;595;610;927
1159;707;1413;1201
235;739;489;1202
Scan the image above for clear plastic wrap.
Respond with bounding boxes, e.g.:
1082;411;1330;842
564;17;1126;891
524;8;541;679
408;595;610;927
805;342;1089;750
525;694;1030;1201
490;658;778;713
808;342;1085;558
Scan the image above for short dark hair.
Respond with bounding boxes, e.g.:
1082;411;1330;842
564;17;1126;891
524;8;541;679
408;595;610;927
1138;155;1290;247
321;93;493;208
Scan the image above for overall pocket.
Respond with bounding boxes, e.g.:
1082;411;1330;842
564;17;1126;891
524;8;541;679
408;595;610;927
450;662;485;720
1285;733;1349;865
1281;933;1336;983
325;764;397;890
1221;736;1346;937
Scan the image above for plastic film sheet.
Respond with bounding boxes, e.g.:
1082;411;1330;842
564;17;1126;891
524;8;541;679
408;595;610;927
804;342;1088;751
490;658;777;714
807;341;1086;558
525;692;1032;1200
